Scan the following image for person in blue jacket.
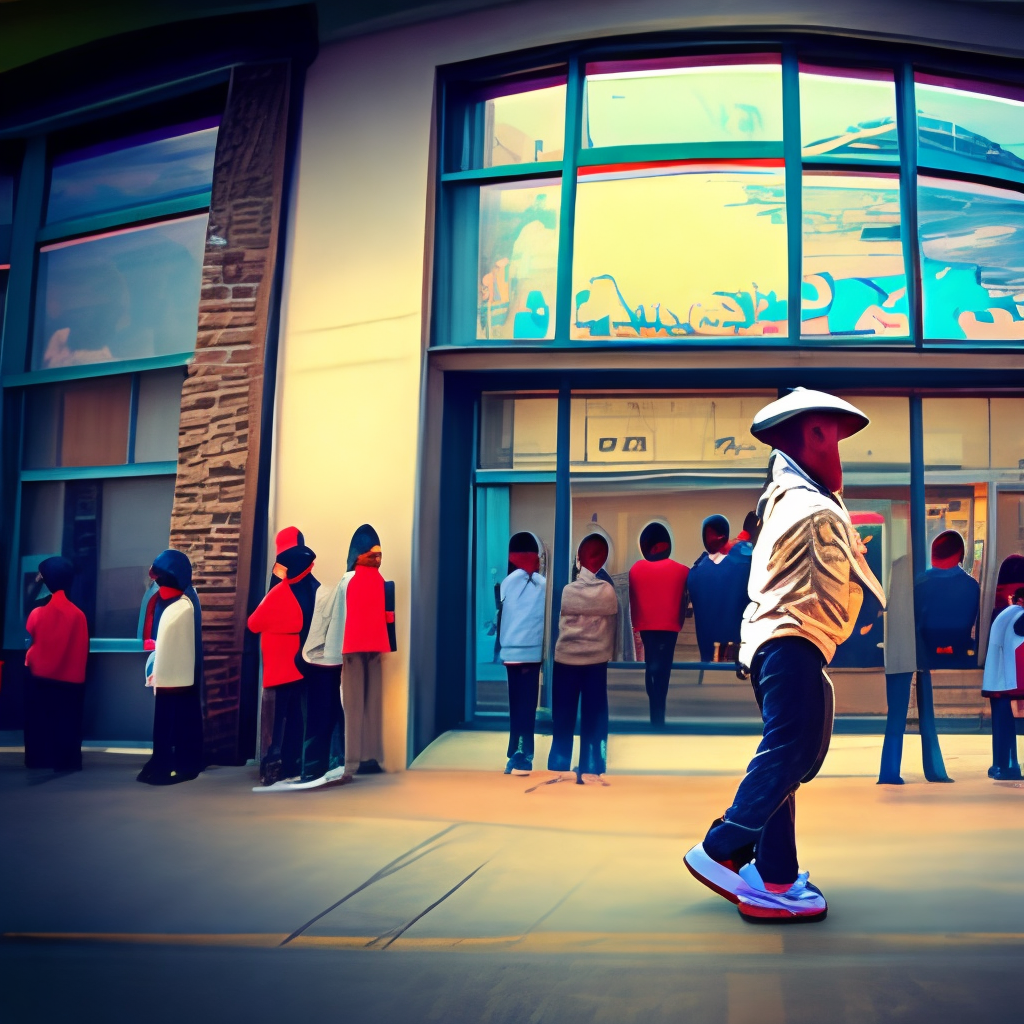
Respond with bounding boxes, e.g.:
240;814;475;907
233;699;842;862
914;530;980;670
496;532;547;775
137;549;205;786
687;514;753;663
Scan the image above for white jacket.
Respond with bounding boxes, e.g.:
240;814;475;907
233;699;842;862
740;452;886;667
498;570;547;663
982;605;1024;696
145;596;196;688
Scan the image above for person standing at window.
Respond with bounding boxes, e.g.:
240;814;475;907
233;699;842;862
915;530;980;670
496;532;547;775
628;522;688;726
24;556;89;772
333;525;395;778
137;549;205;786
548;534;618;785
981;587;1024;781
685;389;884;922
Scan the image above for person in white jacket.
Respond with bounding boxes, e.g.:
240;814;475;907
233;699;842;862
685;389;884;923
496;532;547;775
982;588;1024;780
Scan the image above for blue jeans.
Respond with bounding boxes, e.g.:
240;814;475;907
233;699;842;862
704;637;834;885
506;663;540;758
548;662;608;775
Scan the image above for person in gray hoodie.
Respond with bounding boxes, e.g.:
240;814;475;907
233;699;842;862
496;532;547;775
548;534;619;783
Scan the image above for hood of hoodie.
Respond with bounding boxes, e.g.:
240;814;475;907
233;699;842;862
347;524;381;572
756;451;838;523
151;549;193;590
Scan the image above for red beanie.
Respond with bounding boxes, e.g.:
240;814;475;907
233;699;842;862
276;526;304;556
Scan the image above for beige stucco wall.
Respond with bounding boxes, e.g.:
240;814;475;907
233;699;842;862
272;0;1024;769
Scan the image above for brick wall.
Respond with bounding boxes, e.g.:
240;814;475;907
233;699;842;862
170;62;291;762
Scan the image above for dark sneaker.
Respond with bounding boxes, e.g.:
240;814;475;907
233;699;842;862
504;757;515;775
736;862;828;922
992;766;1023;781
357;759;383;775
510;753;533;776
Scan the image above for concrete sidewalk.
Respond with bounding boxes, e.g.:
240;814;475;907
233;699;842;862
2;735;1022;1023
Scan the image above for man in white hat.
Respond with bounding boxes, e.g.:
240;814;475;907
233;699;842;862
684;388;885;922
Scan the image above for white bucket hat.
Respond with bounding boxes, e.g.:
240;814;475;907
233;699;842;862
751;388;869;444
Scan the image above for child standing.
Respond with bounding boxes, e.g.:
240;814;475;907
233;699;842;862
981;587;1024;780
548;534;618;784
496;532;547;775
24;556;89;772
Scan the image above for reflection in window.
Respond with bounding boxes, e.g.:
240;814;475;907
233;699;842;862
480;83;565;167
47;119;219;224
477;181;559;341
570;393;773;471
923;397;990;469
918;177;1024;341
134;369;184;463
800;66;898;162
32;214;208;369
572;163;787;340
479;393;557;469
990;399;1024;470
583;55;783;149
838;395;911;468
802;172;907;339
915;75;1024;178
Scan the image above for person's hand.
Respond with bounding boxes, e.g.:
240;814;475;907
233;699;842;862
144;639;156;652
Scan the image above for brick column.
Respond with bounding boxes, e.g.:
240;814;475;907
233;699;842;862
170;62;291;762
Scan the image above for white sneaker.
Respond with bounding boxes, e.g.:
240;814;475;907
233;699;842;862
579;773;609;786
736;861;827;922
253;775;327;793
683;843;745;903
324;766;347;782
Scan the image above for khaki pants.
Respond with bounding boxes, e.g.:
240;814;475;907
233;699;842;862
342;652;384;774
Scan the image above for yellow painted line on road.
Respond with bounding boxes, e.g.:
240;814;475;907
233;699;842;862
6;931;1024;953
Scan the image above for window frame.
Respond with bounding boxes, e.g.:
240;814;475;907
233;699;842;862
0;80;224;650
434;38;1024;352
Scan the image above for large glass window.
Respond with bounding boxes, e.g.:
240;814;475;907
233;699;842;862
441;50;1024;347
32;215;208;369
583;56;783;150
572;163;787;340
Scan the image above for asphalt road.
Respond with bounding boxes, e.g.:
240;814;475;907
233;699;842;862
2;737;1021;1023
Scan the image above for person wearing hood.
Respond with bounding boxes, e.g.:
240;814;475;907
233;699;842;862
687;514;754;664
137;549;205;785
914;531;980;670
981;586;1024;781
496;532;547;775
24;556;89;771
325;525;395;779
248;527;344;789
628;522;688;726
548;534;619;783
685;389;884;923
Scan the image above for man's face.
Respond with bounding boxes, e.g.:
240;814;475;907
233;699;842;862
787;413;844;493
356;546;382;569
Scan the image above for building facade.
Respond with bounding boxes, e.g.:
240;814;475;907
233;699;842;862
1;0;1023;767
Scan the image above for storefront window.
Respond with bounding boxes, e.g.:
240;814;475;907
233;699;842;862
476;181;559;341
32;215;208;369
583;55;783;150
47;117;219;224
478;393;557;469
800;66;899;163
918;177;1024;342
802;172;908;339
572;163;787;340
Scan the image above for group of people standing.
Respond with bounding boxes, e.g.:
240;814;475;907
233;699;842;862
22;522;396;793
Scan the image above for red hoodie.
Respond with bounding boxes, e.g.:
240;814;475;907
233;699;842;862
247;580;305;687
628;558;689;633
25;591;89;683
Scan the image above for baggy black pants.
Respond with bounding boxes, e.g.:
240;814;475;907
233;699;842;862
24;675;85;771
139;685;205;784
703;637;833;885
548;661;609;775
505;663;541;759
302;666;344;781
639;630;677;726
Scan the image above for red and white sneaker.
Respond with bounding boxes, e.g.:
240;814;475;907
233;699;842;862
735;862;828;922
683;843;748;903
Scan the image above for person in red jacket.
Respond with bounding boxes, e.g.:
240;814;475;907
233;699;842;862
24;556;89;772
248;527;320;787
628;522;689;726
337;524;395;778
